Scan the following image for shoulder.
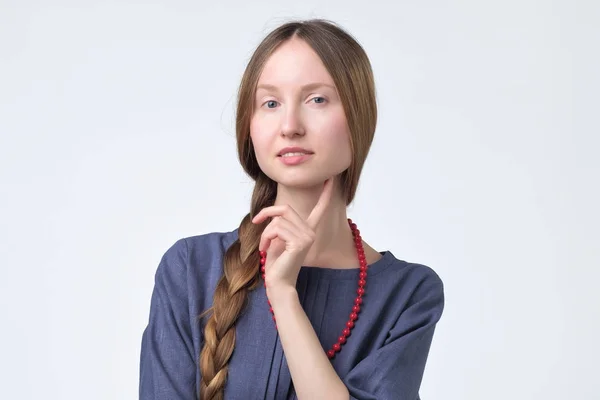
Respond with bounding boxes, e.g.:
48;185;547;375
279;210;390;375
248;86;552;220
157;227;239;287
157;228;237;268
151;228;240;310
381;251;443;290
400;261;445;327
381;252;445;313
179;228;239;262
373;256;445;340
402;259;443;293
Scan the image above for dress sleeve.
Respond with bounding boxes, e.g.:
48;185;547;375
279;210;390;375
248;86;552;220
139;239;197;400
343;270;445;400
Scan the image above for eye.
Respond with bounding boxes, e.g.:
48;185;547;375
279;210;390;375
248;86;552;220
311;96;326;104
264;100;278;109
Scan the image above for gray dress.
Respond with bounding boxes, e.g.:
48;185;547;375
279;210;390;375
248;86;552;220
139;228;444;399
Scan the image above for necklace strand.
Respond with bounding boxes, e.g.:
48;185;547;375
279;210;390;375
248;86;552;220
259;218;368;359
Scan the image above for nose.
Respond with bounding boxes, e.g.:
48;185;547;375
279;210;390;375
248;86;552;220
280;105;305;137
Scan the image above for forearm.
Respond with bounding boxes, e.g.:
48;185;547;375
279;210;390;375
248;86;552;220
268;286;350;400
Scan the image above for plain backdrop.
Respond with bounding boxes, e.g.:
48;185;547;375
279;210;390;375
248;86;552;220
1;1;598;399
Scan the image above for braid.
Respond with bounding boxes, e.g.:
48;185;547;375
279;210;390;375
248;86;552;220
198;174;276;399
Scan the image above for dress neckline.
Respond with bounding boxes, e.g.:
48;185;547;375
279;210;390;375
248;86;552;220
299;250;396;280
230;228;398;280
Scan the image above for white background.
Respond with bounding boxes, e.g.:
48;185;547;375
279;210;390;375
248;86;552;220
1;1;598;399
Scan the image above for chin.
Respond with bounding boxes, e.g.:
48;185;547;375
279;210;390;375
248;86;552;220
276;177;322;190
271;169;346;190
260;158;349;188
266;170;327;189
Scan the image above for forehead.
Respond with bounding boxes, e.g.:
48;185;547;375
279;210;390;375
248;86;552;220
257;38;335;87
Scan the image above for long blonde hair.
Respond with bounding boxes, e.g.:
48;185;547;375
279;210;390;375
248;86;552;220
198;19;378;399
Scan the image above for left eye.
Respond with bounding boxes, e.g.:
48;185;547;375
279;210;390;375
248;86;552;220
312;97;326;104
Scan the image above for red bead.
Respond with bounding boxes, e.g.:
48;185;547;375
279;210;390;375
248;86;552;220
350;223;357;229
358;279;366;287
352;305;360;313
354;297;363;305
350;312;358;321
339;336;346;344
359;266;367;272
359;271;367;279
269;307;273;313
272;315;276;321
346;321;354;329
333;343;341;352
357;287;365;296
327;350;335;359
343;328;351;336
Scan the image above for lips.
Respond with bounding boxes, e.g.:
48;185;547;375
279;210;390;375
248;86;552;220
278;152;313;166
277;146;314;157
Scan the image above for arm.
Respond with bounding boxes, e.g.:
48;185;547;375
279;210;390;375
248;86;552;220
343;272;445;400
139;239;197;400
270;286;350;400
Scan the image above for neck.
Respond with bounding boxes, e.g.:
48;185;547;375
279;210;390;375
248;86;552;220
273;178;354;267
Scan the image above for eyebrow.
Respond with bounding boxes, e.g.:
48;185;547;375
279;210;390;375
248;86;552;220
256;82;337;92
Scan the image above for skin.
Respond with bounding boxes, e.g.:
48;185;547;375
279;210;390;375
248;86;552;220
250;37;381;272
249;37;382;400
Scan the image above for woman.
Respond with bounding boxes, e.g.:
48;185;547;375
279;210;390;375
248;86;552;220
140;19;444;400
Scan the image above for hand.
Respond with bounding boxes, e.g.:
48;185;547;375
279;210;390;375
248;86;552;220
251;178;335;294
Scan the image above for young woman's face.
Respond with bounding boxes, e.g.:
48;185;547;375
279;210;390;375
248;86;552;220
250;38;352;189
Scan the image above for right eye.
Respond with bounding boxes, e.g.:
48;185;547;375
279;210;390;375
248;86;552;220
264;100;279;109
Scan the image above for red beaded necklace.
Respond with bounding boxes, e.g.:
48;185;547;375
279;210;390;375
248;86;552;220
259;218;367;359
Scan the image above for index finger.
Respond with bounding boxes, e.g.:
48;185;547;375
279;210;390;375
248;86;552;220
307;177;335;229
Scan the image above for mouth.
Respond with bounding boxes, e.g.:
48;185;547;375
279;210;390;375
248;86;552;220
277;146;314;157
277;152;313;165
278;151;313;158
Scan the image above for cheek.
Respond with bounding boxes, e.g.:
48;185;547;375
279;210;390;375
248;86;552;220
250;115;276;144
318;112;351;152
250;118;265;148
249;117;272;166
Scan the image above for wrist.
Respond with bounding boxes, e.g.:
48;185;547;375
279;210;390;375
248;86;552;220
266;284;298;308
